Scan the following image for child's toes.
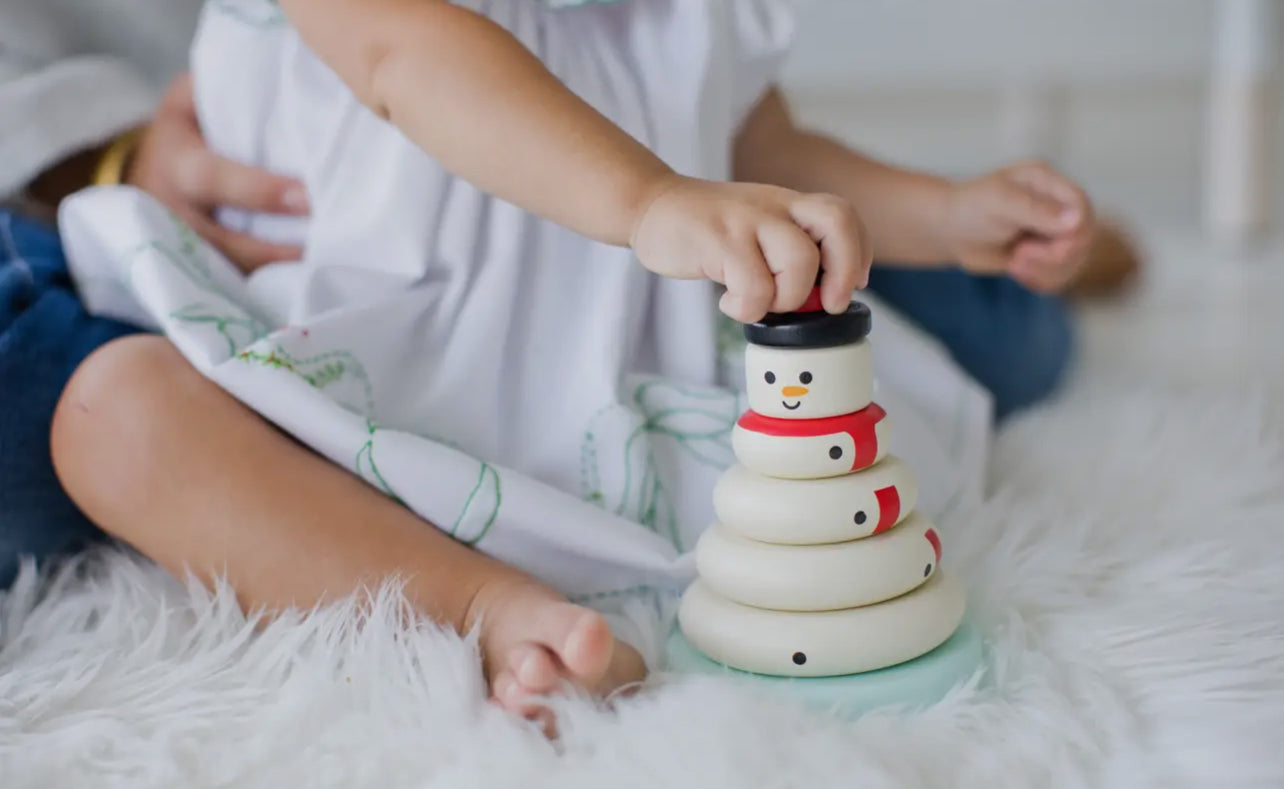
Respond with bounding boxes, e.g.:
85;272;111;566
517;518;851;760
492;665;559;735
533;603;615;684
510;642;561;694
562;610;615;681
490;670;524;712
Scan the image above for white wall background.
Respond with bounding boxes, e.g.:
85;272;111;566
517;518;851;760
780;1;1277;229
783;1;1215;89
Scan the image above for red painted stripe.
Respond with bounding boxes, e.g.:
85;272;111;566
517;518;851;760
925;528;942;564
872;485;901;534
736;403;886;438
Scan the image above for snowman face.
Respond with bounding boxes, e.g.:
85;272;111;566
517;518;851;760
744;341;873;419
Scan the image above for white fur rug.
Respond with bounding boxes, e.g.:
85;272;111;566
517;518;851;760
4;326;1284;788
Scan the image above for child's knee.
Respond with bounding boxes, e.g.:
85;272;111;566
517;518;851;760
50;335;191;525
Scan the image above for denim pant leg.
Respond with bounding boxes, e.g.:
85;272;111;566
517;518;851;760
0;210;142;589
866;265;1074;421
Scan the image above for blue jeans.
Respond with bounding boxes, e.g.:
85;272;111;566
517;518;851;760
0;210;141;589
866;265;1074;421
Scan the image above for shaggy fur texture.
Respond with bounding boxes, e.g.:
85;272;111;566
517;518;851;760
3;371;1283;788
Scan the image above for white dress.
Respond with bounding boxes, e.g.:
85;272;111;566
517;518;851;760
58;0;992;635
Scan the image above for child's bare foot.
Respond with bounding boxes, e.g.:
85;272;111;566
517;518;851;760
467;580;647;727
1066;219;1143;299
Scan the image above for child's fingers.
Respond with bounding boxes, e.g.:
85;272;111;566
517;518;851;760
1011;261;1067;294
176;148;310;217
756;220;820;313
1009;246;1060;291
1007;160;1090;219
1015;234;1083;272
187;211;304;273
719;242;776;323
1012;237;1079;292
789;194;870;313
994;178;1079;238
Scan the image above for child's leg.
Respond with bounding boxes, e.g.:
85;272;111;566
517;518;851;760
50;335;644;716
866;265;1074;421
0;210;141;589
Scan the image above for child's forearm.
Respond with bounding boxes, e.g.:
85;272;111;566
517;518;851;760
734;89;956;266
277;0;674;246
776;136;956;266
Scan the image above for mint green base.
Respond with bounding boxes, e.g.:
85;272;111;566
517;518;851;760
663;614;986;719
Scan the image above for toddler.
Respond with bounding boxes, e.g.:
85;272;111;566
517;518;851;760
54;0;1096;720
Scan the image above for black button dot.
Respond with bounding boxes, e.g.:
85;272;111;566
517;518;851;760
924;564;933;577
799;371;813;385
854;511;867;525
829;446;843;460
764;371;776;384
792;652;807;665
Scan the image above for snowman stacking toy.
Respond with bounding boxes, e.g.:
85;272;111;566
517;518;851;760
666;285;983;716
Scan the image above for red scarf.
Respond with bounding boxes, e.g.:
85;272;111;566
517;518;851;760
736;403;886;472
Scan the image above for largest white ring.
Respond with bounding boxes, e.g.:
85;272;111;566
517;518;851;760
678;571;966;678
713;457;917;545
695;512;942;611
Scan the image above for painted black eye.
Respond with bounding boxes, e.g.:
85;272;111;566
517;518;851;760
829;446;843;460
854;511;867;525
764;371;776;384
799;371;813;385
924;564;933;577
792;652;807;665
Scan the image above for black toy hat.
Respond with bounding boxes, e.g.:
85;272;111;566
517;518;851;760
742;273;871;348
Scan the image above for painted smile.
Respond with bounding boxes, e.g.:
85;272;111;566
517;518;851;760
782;400;801;410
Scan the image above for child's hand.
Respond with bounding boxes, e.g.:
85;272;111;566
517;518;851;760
630;176;872;323
941;160;1095;293
127;73;310;273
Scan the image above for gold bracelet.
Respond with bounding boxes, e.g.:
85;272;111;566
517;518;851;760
92;127;143;186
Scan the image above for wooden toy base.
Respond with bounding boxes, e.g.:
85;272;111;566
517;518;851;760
663;612;986;720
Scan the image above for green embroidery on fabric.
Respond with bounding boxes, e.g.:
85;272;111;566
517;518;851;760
234;345;405;504
209;0;286;27
355;423;402;504
237;346;377;418
126;241;207;295
581;379;740;552
236;347;502;542
126;213;272;355
169;306;268;357
449;463;502;546
130;206;504;546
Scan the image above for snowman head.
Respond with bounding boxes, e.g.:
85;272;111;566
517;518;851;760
744;342;872;418
742;303;873;420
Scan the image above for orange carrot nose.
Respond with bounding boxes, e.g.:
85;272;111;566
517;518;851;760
782;386;809;398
